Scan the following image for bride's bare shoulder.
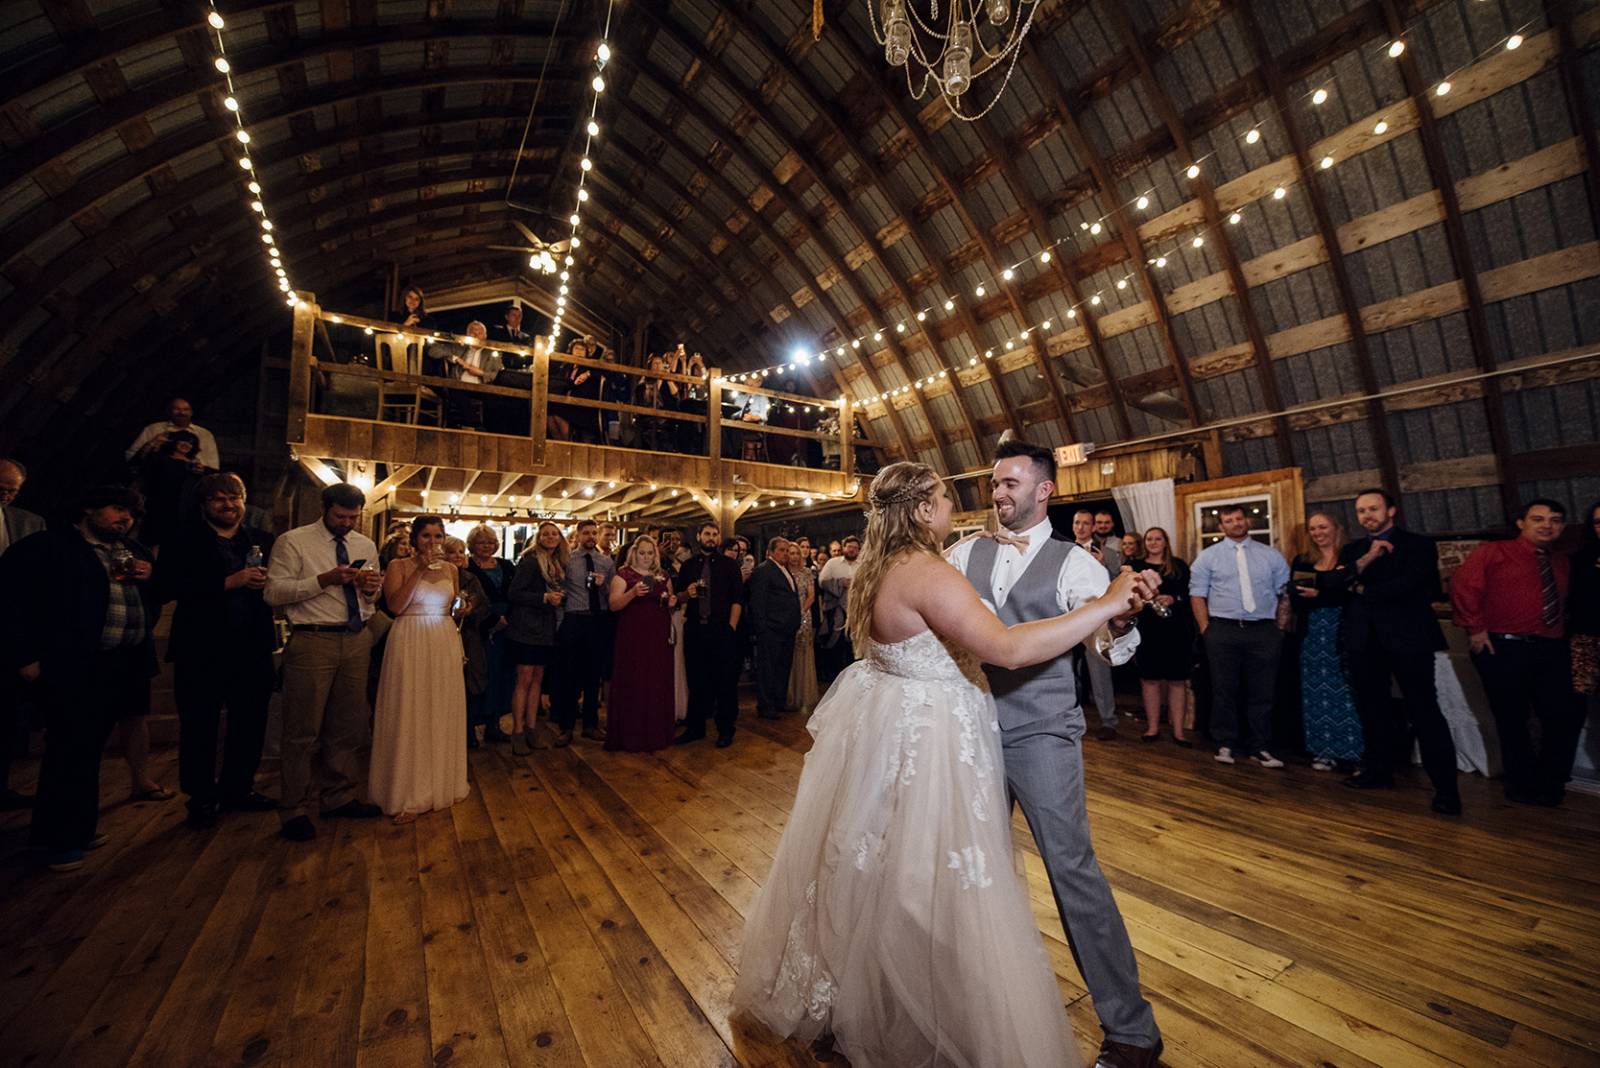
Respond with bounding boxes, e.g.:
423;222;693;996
879;550;963;594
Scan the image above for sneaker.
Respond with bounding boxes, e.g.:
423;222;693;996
41;849;86;872
1213;747;1235;765
1253;751;1285;769
1311;757;1336;772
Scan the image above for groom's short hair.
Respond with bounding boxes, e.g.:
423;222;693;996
994;439;1056;489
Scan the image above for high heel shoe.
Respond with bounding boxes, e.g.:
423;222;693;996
510;732;531;756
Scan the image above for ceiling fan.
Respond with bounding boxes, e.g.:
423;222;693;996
487;218;572;275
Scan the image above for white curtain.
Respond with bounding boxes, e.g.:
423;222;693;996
1111;477;1177;540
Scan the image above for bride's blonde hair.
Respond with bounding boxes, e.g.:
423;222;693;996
847;461;944;656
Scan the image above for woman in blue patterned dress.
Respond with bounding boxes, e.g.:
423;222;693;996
1290;511;1363;770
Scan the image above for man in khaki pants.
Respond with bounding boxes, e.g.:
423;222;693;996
264;483;384;840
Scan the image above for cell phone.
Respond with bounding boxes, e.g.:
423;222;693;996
350;559;368;568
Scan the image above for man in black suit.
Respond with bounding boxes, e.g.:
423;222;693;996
0;458;46;809
1;486;158;871
676;522;745;747
1338;488;1460;815
748;537;802;720
157;473;279;829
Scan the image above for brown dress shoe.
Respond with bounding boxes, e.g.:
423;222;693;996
552;731;573;748
1094;1038;1163;1068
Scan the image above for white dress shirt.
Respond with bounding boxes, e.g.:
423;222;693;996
126;420;221;470
263;519;380;625
946;516;1139;665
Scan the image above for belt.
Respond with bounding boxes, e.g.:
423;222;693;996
1212;617;1275;627
1487;632;1560;643
293;623;361;633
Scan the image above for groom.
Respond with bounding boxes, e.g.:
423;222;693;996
948;439;1162;1068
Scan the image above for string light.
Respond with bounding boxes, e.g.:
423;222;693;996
551;8;615;352
1311;87;1329;105
1506;33;1522;50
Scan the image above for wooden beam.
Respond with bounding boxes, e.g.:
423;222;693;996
1238;0;1402;499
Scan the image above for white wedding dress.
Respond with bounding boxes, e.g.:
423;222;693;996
733;630;1079;1067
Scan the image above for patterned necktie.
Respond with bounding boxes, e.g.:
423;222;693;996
1536;548;1559;626
585;552;600;611
1236;542;1257;614
334;534;363;632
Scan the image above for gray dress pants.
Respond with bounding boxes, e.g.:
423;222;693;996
1003;715;1161;1048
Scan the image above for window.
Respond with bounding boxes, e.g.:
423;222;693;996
1194;494;1274;549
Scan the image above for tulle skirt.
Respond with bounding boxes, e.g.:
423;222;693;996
733;633;1078;1067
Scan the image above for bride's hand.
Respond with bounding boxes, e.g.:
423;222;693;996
1102;568;1157;617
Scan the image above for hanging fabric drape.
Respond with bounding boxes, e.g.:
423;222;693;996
1111;477;1177;541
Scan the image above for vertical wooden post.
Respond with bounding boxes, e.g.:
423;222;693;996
530;339;551;464
839;397;854;488
285;293;317;445
707;364;724;488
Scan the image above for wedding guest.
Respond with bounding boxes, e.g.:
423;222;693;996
1072;509;1122;739
552;519;613;746
600;349;633;446
379;531;412;571
371;516;470;822
1094;510;1121;553
1120;532;1144;565
606;536;678;752
446;537;492;749
397;285;430;332
828;539;842;559
598;522;618;559
1290;512;1362;773
788;545;820;714
492;303;534;354
507;522;567;754
1131;527;1193;746
749;538;802;719
677;522;745;746
160;473;278;829
1569;501;1600;719
3;486;158;871
1451;499;1578;806
465;525;515;745
1339;489;1460;815
736;535;756;582
1190;503;1291;769
263;482;385;841
564;339;602;442
125;397;221;472
443;321;502;428
817;534;859;683
0;459;44;809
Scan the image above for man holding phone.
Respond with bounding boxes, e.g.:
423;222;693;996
264;482;385;841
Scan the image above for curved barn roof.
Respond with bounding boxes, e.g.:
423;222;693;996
2;0;1597;527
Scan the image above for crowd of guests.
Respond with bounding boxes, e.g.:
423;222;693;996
1097;490;1599;817
3;391;1594;872
346;290;868;468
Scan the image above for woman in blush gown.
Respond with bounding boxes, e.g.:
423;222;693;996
732;462;1154;1068
370;515;470;823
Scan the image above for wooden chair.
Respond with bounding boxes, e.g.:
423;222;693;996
375;335;442;426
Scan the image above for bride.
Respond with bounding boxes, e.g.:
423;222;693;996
733;462;1155;1067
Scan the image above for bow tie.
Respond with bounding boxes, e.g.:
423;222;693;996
993;531;1029;550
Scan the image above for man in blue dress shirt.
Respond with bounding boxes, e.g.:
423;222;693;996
1189;504;1292;768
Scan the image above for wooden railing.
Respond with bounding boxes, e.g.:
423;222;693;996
285;296;870;515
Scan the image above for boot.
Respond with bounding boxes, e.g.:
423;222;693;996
511;731;531;756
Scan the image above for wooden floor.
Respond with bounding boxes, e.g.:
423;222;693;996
2;707;1599;1068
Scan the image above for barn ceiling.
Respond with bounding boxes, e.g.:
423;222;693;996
2;0;1597;531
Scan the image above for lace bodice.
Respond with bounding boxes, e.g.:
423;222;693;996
867;629;985;686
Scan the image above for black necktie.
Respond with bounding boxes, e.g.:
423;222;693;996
698;554;712;625
585;552;600;612
1536;548;1560;627
334;534;362;632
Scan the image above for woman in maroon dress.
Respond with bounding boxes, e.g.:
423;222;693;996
606;535;680;752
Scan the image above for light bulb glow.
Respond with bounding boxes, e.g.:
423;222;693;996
224;96;238;111
1435;81;1451;96
1374;120;1389;135
974;284;986;297
1388;40;1405;58
235;129;250;143
1089;221;1102;235
1192;236;1204;248
944;299;954;310
1090;293;1101;305
1136;195;1150;210
569;214;580;226
248;181;261;193
214;57;230;73
1002;268;1015;280
238;157;252;169
1186;163;1200;179
1273;186;1287;200
587;120;600;136
1040;250;1052;263
1320;155;1334;169
208;11;224;28
1312;87;1328;105
1228;211;1242;224
250;200;263;212
592;75;606;92
598;42;612;62
577;188;588;202
1245;128;1261;144
1506;34;1522;50
579;157;592;172
1117;278;1129;289
1155;256;1167;268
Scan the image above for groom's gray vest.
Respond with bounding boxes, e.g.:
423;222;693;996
963;533;1084;734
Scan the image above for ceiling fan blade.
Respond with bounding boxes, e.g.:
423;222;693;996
512;219;544;246
486;245;543;253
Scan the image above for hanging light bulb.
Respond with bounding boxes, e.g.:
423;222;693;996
577;188;589;202
238;157;253;170
1002;268;1015;281
1320;155;1334;169
873;331;883;342
569;214;581;226
1040;250;1052;263
1228;211;1242;224
1388;40;1405;58
883;0;911;67
1066;308;1077;318
1117;278;1129;289
597;41;612;63
592;75;606;93
1435;81;1451;97
1090;293;1102;305
207;10;225;28
1192;236;1205;248
1272;186;1287;200
1245;128;1261;145
224;96;239;112
587;120;600;137
1373;119;1389;135
916;310;927;321
944;299;955;311
214;57;230;73
235;129;250;144
1089;221;1102;235
580;157;592;172
986;0;1011;24
975;284;986;297
1506;33;1523;50
248;181;261;194
1312;87;1329;105
1136;194;1150;210
1186;163;1201;179
250;200;264;212
944;24;973;97
1154;256;1167;268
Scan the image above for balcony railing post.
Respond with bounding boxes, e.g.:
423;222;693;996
531;342;551;463
707;365;724;489
840;397;854;487
286;292;319;445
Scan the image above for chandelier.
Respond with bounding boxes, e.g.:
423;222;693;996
869;0;1039;121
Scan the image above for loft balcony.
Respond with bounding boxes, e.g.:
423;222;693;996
284;297;874;530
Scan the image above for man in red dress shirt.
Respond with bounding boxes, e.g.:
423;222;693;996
1450;499;1578;806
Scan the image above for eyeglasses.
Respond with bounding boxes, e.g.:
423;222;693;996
205;493;244;504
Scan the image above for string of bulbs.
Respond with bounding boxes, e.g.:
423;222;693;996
548;0;617;350
204;1;297;308
714;14;1538;412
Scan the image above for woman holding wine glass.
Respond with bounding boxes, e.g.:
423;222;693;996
605;535;679;752
506;522;568;754
370;515;470;823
